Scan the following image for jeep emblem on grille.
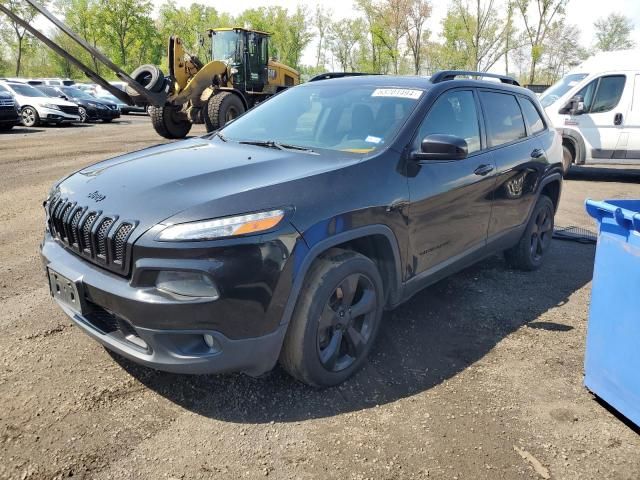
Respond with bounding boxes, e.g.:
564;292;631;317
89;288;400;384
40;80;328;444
87;190;106;202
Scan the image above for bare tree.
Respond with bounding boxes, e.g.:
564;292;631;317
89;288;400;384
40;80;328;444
515;0;568;84
314;4;333;68
404;0;431;75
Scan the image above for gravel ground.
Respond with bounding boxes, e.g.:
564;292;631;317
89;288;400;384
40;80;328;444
1;116;639;480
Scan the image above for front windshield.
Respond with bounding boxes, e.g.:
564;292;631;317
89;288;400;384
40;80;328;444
220;84;424;154
540;73;588;108
62;87;94;100
212;30;241;64
9;83;45;97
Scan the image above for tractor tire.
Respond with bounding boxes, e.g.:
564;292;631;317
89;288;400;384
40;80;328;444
149;105;192;139
126;64;165;97
204;91;244;132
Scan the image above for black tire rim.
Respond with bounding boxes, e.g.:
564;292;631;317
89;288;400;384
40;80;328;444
21;108;36;126
316;273;377;372
530;206;553;262
225;106;239;123
79;107;87;123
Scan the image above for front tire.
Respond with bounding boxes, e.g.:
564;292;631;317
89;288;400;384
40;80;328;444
21;106;39;127
204;92;244;132
562;144;574;177
505;195;555;271
78;106;88;123
280;249;384;388
149;105;192;139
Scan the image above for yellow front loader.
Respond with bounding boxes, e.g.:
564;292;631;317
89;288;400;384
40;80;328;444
3;1;300;139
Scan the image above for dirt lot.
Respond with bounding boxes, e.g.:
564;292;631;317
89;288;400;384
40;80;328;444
1;116;639;480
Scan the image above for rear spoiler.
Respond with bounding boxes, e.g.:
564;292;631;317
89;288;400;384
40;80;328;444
0;0;166;107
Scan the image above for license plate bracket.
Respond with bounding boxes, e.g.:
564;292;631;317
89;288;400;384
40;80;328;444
47;268;84;315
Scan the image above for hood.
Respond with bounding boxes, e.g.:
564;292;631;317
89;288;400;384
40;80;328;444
25;95;77;107
55;137;358;235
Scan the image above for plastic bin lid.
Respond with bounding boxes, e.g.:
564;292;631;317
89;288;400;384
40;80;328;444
585;199;640;233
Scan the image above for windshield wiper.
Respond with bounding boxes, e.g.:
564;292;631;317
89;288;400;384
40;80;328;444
206;131;227;142
238;140;316;153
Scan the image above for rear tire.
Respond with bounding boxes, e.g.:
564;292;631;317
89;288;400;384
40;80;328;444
505;195;555;271
204;91;244;132
280;249;384;388
149;105;192;139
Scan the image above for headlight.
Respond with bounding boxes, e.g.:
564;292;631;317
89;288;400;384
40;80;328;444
157;209;285;241
87;102;97;107
43;103;61;110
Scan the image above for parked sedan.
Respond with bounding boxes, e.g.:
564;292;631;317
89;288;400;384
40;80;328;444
0;81;80;126
37;85;120;123
0;87;20;131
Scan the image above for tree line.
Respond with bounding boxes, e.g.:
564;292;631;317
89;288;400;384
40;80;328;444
0;0;636;86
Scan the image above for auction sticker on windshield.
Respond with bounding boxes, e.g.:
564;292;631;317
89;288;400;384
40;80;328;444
372;88;423;99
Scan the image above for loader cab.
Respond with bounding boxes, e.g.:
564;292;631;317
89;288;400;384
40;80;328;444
209;27;269;93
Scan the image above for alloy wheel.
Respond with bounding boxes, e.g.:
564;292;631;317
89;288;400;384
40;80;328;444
530;205;553;262
21;107;36;127
79;107;88;123
316;273;377;372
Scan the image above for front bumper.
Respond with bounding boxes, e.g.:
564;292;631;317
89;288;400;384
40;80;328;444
89;107;120;120
40;232;294;376
41;107;80;123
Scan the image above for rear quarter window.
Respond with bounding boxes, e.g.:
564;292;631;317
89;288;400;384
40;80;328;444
479;91;526;147
519;97;545;134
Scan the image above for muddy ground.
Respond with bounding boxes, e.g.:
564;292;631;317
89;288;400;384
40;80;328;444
1;116;639;480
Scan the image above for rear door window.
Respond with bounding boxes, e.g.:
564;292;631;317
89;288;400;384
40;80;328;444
479;91;526;147
519;98;545;134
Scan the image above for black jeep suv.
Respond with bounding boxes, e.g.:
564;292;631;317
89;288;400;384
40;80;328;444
41;71;563;387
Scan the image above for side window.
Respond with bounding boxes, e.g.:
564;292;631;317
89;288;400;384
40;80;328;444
520;98;545;134
576;75;626;113
591;75;625;113
479;91;526;147
415;90;481;154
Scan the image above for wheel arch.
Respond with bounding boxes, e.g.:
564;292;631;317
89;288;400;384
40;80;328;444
560;128;586;165
281;225;403;327
538;173;563;213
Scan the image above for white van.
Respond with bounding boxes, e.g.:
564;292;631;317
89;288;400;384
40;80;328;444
540;50;640;174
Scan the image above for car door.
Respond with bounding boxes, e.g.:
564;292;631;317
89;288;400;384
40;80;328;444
622;73;640;160
479;90;546;238
406;88;495;277
572;74;628;160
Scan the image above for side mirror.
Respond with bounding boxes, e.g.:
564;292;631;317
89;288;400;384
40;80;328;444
412;134;468;161
560;95;584;115
58;94;67;100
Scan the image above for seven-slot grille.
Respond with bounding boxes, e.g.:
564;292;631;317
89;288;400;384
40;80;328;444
47;195;137;275
59;105;79;115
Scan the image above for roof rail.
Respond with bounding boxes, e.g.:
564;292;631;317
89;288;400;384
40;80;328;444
430;70;520;86
309;72;378;82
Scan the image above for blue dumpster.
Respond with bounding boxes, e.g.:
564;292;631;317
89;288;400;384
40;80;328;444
584;199;640;427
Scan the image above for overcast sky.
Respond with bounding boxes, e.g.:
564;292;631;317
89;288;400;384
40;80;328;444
171;0;640;66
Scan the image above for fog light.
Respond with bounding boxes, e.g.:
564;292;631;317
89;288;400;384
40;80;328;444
156;271;220;299
203;334;221;352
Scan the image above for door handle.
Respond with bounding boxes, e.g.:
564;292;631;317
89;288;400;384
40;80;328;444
531;148;545;159
614;113;623;126
474;164;494;176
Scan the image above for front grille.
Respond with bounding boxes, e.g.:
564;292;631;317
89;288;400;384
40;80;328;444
0;99;14;108
84;302;147;350
47;197;137;275
59;105;79;115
